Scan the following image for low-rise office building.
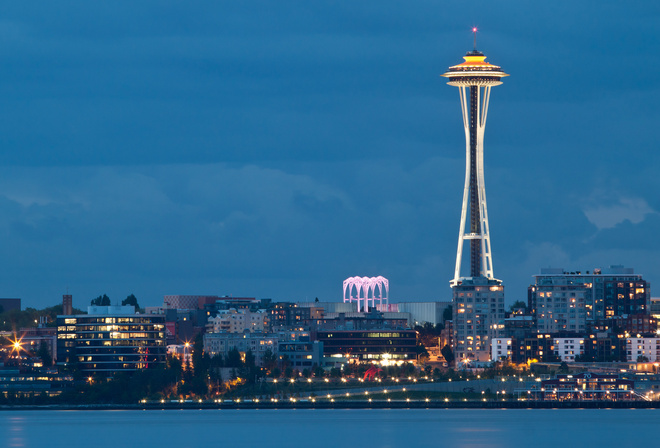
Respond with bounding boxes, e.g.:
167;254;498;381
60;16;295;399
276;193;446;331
278;341;324;370
315;330;417;363
56;306;167;376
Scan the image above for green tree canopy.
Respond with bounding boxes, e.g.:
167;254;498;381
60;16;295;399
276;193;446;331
91;294;111;306
122;294;140;310
226;348;243;368
509;300;527;313
37;342;53;367
441;344;455;364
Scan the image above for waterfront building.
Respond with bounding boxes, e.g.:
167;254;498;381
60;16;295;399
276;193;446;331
315;330;417;363
56;306;166;376
0;368;73;398
529;266;650;322
553;337;585;362
626;337;660;362
278;340;324;370
442;34;508;362
491;338;512;361
535;372;635;401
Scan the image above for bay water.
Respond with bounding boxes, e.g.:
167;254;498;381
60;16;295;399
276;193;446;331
2;408;656;448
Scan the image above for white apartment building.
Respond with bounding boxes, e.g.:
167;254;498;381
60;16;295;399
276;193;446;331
626;337;660;362
491;338;512;361
553;337;585;362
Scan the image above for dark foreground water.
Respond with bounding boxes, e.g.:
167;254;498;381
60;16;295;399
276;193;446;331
1;408;657;448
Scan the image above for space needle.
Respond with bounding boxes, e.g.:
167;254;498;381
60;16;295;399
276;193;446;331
442;29;508;286
442;29;508;361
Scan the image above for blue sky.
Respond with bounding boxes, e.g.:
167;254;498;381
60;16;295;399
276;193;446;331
0;1;659;309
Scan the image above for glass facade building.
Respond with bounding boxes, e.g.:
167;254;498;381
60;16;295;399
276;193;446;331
56;310;166;376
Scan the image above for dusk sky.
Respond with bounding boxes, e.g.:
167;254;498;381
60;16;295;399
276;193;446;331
1;1;659;309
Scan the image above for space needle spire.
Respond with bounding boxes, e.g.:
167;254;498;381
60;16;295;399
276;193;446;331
442;31;508;286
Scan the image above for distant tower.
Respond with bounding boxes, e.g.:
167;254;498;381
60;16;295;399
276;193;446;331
442;29;508;285
63;294;73;315
442;30;507;362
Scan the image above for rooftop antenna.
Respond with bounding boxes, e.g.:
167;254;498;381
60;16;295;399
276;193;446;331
472;27;478;51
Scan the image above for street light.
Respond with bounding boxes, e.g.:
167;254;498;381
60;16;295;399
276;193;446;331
9;336;23;357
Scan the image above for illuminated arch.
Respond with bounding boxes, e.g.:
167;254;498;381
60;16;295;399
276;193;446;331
343;276;389;312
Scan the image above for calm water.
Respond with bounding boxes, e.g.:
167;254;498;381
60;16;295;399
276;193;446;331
1;408;658;448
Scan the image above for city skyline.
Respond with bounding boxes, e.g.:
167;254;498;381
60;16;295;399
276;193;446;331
0;2;659;308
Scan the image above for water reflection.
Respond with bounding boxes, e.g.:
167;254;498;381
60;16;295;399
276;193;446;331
8;416;25;448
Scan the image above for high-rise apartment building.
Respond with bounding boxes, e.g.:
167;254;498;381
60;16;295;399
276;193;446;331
529;266;650;327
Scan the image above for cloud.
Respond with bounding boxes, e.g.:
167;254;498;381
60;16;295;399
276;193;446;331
583;196;656;230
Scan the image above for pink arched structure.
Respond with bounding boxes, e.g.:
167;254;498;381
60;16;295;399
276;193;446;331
342;276;389;312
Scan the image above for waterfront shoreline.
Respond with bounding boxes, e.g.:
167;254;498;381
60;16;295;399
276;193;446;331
1;400;659;411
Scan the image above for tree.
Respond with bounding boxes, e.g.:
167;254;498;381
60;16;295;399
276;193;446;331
313;365;325;378
441;345;455;364
415;322;443;348
226;348;243;368
37;342;53;367
91;294;111;306
191;334;209;376
243;349;258;383
122;294;140;310
637;355;650;363
509;300;527;313
263;348;277;372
